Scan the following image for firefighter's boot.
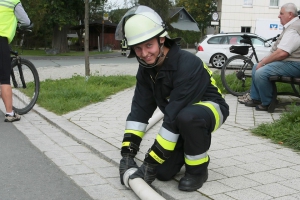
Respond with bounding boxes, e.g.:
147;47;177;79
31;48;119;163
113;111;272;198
178;168;208;191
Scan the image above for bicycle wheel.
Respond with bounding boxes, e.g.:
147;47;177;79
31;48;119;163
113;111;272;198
10;58;40;114
221;55;253;96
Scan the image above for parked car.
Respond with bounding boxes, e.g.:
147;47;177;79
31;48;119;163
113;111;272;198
196;33;273;68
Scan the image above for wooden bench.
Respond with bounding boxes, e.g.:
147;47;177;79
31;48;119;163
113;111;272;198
268;76;300;113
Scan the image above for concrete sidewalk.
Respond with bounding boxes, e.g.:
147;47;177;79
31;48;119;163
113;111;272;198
3;55;300;199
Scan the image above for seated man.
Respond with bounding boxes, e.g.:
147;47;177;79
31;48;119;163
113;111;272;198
239;2;300;111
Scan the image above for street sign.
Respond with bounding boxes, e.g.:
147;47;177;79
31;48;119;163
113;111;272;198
103;13;109;20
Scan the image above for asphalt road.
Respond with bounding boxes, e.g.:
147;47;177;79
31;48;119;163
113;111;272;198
22;52;137;68
0;111;93;200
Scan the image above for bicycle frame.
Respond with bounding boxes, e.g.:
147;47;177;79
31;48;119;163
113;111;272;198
10;51;27;89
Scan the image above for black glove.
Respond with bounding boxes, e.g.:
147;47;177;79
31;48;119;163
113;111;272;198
119;154;138;185
129;161;158;185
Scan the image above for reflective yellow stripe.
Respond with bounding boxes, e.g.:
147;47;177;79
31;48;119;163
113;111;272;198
185;155;209;166
122;141;130;147
198;102;219;131
149;150;165;164
125;129;145;138
203;61;224;97
202;62;212;76
195;101;222;132
156;134;176;151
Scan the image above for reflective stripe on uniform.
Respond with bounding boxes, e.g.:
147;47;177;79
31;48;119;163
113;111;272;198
202;62;224;97
185;152;209;166
122;141;130;147
195;101;223;132
126;121;147;132
156;127;179;151
149;150;165;164
126;25;162;43
125;129;145;138
0;0;14;8
125;121;147;138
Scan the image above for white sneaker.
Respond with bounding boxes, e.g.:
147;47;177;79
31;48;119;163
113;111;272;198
4;113;21;122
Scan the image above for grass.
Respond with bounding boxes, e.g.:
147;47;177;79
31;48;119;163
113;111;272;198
11;48;111;56
251;105;300;151
33;75;136;115
212;72;300;152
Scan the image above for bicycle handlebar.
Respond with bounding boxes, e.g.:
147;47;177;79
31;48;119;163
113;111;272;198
241;33;279;45
264;34;280;42
17;23;34;33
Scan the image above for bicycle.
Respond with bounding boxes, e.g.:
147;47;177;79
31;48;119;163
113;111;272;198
221;34;278;96
10;29;40;114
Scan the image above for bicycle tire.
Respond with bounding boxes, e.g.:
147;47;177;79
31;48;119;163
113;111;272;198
221;55;253;96
11;58;40;114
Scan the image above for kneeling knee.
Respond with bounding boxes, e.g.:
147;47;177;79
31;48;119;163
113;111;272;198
156;171;174;181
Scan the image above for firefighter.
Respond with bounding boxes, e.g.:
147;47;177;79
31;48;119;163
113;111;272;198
121;39;127;56
117;5;229;191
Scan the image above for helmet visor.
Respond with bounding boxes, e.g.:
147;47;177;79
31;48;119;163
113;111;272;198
115;5;164;41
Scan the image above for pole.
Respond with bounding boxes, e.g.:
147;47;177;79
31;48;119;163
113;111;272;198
84;0;90;79
101;11;104;52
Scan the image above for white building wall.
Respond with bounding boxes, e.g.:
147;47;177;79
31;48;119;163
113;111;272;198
220;0;300;34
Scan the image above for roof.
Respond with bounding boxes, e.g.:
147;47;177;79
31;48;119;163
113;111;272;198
169;7;198;23
70;20;117;30
168;7;199;32
171;21;200;32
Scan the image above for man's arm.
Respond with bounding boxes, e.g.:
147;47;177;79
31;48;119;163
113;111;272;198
257;28;300;70
14;3;31;27
257;49;289;70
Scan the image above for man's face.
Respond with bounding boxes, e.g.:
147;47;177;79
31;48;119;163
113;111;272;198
278;7;294;25
133;37;165;64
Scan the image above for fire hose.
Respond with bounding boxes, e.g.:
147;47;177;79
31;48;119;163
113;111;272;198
123;110;165;199
123;168;166;200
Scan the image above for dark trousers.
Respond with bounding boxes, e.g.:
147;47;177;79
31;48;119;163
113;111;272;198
0;36;11;84
156;104;216;180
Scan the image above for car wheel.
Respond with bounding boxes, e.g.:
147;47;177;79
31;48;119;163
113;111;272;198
210;53;227;68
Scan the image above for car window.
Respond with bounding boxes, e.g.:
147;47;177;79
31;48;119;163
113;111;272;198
251;38;264;46
228;36;243;44
207;36;224;44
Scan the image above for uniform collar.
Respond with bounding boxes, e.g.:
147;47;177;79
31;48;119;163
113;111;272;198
160;42;180;71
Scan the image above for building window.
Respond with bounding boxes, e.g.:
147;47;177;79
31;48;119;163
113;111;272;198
243;0;253;6
270;0;279;6
241;27;251;33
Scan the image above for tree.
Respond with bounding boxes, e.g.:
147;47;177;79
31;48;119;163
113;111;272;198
138;0;172;23
175;0;217;38
44;0;86;53
109;9;129;24
16;0;51;49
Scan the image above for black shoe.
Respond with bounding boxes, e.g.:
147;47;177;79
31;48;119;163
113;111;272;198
255;104;268;111
245;99;262;107
178;169;208;191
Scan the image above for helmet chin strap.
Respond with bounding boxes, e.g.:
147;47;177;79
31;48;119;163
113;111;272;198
137;42;165;69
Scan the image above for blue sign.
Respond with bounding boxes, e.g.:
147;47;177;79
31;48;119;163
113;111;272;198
269;24;278;30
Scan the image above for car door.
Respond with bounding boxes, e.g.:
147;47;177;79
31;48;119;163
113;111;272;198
206;36;229;55
250;37;271;61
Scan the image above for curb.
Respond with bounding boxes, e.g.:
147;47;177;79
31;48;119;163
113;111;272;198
30;104;209;200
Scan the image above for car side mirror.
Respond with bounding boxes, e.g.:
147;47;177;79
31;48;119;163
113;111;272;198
264;42;271;47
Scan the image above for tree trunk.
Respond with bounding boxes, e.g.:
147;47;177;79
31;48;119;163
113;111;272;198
52;25;69;53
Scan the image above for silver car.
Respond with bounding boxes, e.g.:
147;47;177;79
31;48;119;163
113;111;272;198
196;33;273;68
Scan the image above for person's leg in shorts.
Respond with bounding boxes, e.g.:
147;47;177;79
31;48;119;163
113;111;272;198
0;36;21;122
